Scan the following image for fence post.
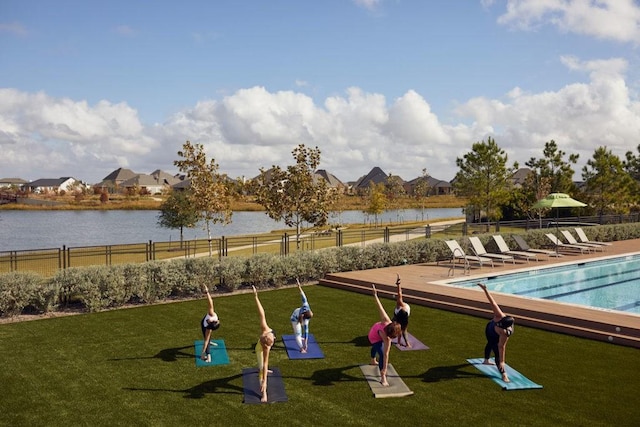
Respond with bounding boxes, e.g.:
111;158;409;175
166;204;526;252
462;222;468;236
495;221;500;232
384;227;390;243
425;225;431;239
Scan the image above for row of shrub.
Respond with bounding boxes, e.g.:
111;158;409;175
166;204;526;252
1;224;638;318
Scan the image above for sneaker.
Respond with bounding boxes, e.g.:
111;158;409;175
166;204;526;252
206;354;211;363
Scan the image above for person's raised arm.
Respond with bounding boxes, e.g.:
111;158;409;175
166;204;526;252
372;285;391;323
204;286;215;316
476;283;505;320
252;285;270;333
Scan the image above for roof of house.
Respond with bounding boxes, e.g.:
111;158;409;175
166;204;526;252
353;166;389;189
406;175;452;188
0;178;28;185
315;169;345;187
511;167;532;187
102;168;137;182
27;177;76;187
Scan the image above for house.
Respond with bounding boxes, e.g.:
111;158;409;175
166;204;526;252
510;168;532;188
120;170;181;195
0;177;27;188
352;167;390;194
25;177;80;194
314;169;346;193
95;168;138;193
404;175;453;196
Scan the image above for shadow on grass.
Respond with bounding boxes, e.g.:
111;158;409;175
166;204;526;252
304;364;365;386
108;345;193;363
420;363;486;383
123;373;244;399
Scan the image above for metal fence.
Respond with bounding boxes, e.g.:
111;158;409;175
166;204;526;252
2;213;638;277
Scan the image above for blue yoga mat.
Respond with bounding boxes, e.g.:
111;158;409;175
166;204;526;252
467;358;543;390
194;339;229;367
393;332;429;351
242;367;288;404
282;334;324;359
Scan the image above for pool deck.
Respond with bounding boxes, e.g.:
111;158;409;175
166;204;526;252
319;238;640;348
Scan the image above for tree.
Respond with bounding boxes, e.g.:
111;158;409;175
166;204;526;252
157;190;199;247
253;144;336;248
454;137;518;227
384;174;405;199
413;168;431;221
525;140;579;194
364;181;387;227
174;141;232;256
582;146;636;218
623;144;640;205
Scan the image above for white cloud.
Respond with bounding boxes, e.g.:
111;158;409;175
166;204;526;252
1;55;638;184
113;25;135;37
494;0;640;43
0;22;28;37
353;0;382;11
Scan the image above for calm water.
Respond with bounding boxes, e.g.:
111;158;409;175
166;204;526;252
449;254;640;314
0;208;463;251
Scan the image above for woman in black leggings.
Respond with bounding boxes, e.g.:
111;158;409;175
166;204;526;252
477;283;514;383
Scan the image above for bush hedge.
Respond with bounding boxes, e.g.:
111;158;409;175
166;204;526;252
1;223;638;318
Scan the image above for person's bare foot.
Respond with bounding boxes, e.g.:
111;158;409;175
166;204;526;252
482;359;494;365
380;375;389;387
300;348;307;354
370;358;378;366
502;373;510;383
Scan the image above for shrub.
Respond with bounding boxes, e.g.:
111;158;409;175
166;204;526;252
0;272;45;316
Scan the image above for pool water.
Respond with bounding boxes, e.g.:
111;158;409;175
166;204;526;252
448;254;640;314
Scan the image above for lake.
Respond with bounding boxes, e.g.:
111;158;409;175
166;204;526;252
0;208;463;252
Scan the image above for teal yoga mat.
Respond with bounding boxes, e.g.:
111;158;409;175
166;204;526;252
194;339;229;367
467;358;543;390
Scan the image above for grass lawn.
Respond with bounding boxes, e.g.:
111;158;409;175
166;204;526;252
1;285;638;427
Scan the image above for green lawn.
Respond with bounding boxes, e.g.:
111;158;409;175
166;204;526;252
1;285;638;427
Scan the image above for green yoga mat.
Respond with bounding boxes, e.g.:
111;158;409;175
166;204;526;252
467;358;543;390
194;339;229;366
360;364;414;398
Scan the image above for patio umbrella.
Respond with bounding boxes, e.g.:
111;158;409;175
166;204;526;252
532;192;587;252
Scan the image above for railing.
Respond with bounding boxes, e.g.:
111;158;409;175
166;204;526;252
2;213;638;276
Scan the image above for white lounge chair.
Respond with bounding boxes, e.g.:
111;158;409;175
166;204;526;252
468;236;515;265
491;235;541;263
560;230;603;252
444;240;494;269
545;233;589;254
512;234;561;257
574;228;612;247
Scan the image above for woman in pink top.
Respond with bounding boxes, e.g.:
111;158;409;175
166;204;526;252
368;284;401;386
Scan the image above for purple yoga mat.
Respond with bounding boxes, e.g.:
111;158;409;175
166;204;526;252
393;332;429;351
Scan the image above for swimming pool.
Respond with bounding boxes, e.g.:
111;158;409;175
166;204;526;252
447;254;640;315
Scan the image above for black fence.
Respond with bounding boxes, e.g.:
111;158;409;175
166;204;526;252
2;213;638;277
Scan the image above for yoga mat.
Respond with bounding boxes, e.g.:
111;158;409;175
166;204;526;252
282;334;324;359
467;358;543;391
360;364;414;398
393;332;429;351
242;367;288;404
194;339;229;367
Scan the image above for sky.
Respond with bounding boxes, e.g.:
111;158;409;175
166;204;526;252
1;0;640;185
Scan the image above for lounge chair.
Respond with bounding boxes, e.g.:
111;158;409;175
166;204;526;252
444;240;494;269
468;236;515;265
545;233;589;254
491;235;541;263
574;227;612;247
512;234;562;257
560;230;603;252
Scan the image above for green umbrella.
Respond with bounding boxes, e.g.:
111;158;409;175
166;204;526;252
532;193;587;252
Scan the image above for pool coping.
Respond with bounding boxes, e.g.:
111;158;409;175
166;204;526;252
319;238;640;348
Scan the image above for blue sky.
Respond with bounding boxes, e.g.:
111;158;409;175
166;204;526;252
1;0;639;184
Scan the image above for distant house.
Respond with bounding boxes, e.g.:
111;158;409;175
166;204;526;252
26;177;80;194
0;177;27;188
352;167;390;194
95;168;138;193
120;170;181;195
404;175;453;196
510;168;532;188
315;169;346;193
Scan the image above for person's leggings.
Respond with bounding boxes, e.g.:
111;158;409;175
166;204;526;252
370;341;384;371
484;323;504;374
